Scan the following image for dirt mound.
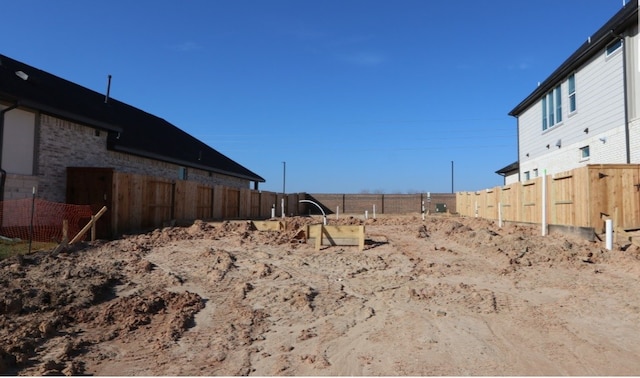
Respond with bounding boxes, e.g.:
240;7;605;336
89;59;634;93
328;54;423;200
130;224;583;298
1;215;640;375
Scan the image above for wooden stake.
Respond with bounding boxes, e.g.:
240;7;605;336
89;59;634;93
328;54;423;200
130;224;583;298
91;215;96;241
51;220;70;256
70;206;107;244
62;220;68;244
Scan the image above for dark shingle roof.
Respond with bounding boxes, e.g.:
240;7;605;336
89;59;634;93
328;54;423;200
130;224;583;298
509;0;638;117
0;54;264;183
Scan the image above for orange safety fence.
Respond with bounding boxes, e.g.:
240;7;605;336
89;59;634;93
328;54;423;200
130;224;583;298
0;199;93;243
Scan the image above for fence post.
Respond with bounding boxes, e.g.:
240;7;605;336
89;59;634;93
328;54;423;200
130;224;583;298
281;197;285;219
605;219;613;250
28;187;35;254
542;171;547;236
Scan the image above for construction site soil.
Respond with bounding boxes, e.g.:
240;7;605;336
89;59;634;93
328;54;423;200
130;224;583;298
1;215;640;376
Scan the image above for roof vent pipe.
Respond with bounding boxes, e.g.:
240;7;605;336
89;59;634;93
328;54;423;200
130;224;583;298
104;74;112;103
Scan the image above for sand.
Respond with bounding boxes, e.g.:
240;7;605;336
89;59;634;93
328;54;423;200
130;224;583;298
2;214;640;376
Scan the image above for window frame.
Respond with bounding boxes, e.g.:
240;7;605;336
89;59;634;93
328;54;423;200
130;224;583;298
178;166;188;180
555;85;562;123
580;146;590;160
542;97;548;130
541;84;562;131
606;39;622;56
568;74;576;114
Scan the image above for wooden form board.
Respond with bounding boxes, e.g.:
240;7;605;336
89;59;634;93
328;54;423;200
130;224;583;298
306;224;365;251
251;220;285;231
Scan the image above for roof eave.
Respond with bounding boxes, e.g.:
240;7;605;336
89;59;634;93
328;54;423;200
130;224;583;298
0;93;123;133
495;161;519;175
110;145;265;183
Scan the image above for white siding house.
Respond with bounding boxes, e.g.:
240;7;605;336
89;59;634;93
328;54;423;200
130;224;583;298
508;1;638;181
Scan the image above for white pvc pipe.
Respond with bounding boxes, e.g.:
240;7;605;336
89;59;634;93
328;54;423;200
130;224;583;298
365;210;368;219
541;171;547;236
299;199;327;225
281;198;285;219
373;204;376;219
271;206;275;218
606;219;613;250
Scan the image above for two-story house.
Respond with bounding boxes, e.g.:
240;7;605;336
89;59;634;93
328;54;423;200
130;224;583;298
0;54;265;203
505;0;638;182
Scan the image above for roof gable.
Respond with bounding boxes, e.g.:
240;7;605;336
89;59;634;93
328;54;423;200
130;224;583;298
0;54;264;182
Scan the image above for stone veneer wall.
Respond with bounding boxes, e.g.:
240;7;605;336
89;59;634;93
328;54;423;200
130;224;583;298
31;114;250;202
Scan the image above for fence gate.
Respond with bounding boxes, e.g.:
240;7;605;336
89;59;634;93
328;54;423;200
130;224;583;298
66;167;113;239
224;188;240;219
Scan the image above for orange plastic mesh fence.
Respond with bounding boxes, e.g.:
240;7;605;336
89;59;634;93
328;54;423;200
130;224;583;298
0;199;93;243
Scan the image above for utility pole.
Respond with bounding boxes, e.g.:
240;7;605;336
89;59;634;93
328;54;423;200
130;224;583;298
282;161;286;195
451;161;454;193
281;161;287;218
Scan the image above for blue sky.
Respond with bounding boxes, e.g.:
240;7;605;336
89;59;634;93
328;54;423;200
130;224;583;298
2;1;626;193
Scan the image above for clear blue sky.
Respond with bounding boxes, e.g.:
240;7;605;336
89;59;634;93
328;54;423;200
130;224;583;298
2;1;626;194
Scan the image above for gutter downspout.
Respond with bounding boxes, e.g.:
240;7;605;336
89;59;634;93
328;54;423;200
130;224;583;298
0;102;20;202
616;31;631;163
516;116;521;182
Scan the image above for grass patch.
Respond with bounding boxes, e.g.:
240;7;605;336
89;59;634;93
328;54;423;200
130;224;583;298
0;240;58;260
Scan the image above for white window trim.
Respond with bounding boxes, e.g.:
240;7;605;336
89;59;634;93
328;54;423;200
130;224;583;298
579;146;590;162
568;74;577;115
605;39;623;58
541;84;563;131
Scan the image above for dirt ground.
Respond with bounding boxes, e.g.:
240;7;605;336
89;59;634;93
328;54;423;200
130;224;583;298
1;214;640;376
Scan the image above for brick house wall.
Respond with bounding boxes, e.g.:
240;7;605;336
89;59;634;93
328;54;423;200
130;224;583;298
6;113;250;202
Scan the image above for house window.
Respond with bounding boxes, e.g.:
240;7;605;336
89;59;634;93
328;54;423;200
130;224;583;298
542;97;547;130
548;91;554;126
568;74;576;113
555;85;562;123
524;171;530;181
606;39;622;56
178;167;188;180
542;84;562;131
580;146;590;160
533;168;538;178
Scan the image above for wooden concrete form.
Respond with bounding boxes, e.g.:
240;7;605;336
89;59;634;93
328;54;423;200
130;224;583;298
305;224;365;251
251;220;285;231
457;164;640;233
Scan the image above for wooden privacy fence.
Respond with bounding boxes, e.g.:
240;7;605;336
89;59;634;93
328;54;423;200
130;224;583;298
456;164;640;234
91;171;305;237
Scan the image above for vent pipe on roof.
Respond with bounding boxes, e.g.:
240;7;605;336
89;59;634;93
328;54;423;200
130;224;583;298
104;74;112;103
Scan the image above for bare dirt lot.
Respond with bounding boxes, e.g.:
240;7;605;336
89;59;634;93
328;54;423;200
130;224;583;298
2;215;640;376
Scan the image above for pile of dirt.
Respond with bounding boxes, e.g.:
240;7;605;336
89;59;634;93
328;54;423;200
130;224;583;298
1;215;640;375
